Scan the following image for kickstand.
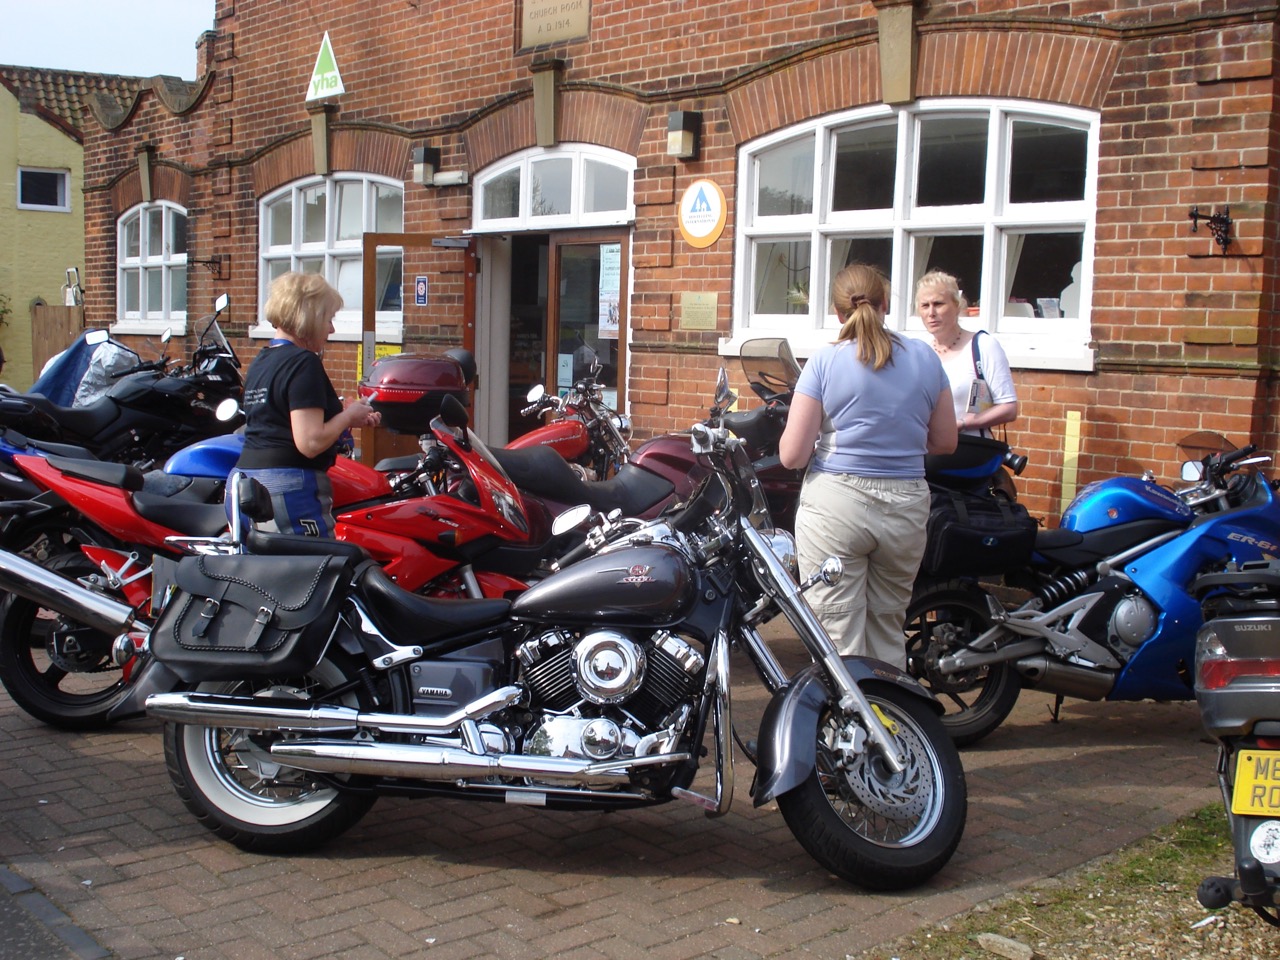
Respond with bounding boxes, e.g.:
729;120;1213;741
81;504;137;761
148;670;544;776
1048;695;1063;724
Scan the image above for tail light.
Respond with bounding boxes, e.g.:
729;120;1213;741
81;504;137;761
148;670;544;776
1196;625;1280;690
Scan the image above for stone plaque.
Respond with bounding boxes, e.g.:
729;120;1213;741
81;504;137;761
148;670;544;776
521;0;590;48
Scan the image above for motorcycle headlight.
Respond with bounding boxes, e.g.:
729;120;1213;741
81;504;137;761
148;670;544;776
611;414;633;443
761;528;798;582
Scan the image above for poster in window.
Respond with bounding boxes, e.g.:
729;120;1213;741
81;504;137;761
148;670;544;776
598;242;620;340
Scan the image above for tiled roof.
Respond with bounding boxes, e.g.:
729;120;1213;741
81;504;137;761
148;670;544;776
0;65;146;140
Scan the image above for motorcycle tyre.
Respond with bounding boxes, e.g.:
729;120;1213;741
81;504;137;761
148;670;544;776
163;651;377;854
0;516;82;565
0;552;129;730
904;580;1022;747
775;682;966;891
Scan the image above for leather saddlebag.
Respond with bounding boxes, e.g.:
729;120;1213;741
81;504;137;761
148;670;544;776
920;488;1037;580
150;553;351;682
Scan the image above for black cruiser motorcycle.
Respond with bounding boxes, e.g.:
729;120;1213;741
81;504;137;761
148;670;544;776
0;373;966;889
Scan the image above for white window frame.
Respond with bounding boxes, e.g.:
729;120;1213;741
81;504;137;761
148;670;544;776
256;174;405;342
17;166;71;212
471;144;636;233
727;99;1099;371
114;201;189;335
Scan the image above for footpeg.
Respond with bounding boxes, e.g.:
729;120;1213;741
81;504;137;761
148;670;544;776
671;787;718;811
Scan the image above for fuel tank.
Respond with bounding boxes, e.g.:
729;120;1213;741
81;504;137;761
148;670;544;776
506;417;590;461
510;543;697;627
1060;476;1193;534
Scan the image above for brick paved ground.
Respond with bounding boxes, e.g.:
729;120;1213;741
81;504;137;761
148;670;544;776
0;631;1218;960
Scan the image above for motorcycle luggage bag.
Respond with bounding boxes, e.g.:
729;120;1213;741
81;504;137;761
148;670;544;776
150;553;351;682
921;488;1036;579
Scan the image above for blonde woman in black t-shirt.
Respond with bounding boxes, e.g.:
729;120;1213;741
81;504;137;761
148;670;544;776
232;273;381;535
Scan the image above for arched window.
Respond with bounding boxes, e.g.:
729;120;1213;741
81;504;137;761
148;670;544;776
258;174;404;340
115;201;188;333
733;100;1099;370
474;145;635;231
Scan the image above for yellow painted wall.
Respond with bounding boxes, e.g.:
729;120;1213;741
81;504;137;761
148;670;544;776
0;85;85;389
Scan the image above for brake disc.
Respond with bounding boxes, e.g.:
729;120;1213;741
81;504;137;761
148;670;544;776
830;717;931;820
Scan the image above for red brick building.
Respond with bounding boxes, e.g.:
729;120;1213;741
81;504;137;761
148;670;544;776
77;0;1280;522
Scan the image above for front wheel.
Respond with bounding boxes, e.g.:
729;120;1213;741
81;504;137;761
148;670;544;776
776;683;966;890
903;580;1022;746
163;653;377;853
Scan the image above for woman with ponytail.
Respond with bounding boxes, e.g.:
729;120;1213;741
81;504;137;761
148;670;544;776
779;263;957;668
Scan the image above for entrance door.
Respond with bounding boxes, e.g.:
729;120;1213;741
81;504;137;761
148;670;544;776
480;230;628;445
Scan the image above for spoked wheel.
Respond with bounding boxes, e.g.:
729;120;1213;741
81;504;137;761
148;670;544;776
163;652;377;853
776;682;966;890
0;552;132;729
903;580;1022;746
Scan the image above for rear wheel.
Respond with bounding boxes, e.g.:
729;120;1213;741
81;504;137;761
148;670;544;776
776;683;966;890
163;652;377;853
904;581;1021;746
0;552;130;729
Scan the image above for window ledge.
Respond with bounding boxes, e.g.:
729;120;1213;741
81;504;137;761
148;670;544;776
110;319;188;337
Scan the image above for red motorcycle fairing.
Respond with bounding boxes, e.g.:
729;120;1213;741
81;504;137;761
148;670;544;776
328;455;393;507
505;416;590;462
15;455;196;548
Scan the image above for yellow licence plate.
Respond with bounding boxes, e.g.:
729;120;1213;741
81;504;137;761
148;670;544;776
1232;750;1280;816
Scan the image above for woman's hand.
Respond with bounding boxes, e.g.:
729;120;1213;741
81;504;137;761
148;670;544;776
290;400;381;459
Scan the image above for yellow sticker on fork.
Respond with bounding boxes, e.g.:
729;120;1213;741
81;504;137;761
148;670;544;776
872;704;899;736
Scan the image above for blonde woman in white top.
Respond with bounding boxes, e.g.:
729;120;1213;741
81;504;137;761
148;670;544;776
916;271;1018;437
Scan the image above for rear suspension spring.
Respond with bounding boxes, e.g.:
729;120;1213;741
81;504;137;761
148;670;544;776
1036;568;1096;607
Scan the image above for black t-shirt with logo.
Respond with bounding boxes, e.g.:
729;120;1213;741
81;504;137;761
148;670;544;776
236;341;342;470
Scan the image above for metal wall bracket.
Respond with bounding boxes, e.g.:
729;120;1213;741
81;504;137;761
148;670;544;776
1189;206;1232;255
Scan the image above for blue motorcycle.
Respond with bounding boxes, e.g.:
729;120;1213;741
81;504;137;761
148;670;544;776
905;435;1280;745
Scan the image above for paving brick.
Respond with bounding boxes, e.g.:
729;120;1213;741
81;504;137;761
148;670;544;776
0;653;1221;960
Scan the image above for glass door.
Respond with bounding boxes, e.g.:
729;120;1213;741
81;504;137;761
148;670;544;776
548;231;628;410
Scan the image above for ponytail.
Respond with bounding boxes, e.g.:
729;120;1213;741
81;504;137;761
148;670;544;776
832;264;897;370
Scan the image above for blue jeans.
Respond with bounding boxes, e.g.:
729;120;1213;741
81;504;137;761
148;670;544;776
229;467;335;538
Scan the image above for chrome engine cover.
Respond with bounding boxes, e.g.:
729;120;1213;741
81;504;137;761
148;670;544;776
572;630;647;704
524;715;641;762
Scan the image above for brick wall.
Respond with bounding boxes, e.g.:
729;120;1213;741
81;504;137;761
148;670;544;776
77;0;1280;522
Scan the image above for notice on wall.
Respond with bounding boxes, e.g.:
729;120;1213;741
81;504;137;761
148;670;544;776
679;291;718;331
520;0;590;49
598;243;620;339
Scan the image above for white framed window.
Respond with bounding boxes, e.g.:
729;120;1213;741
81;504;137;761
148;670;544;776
258;174;404;341
17;167;70;212
115;201;188;333
473;144;635;232
730;100;1099;371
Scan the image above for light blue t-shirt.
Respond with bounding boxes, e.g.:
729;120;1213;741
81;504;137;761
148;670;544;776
794;336;948;479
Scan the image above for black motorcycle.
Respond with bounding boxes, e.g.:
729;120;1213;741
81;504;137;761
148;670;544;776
0;294;243;472
0;372;968;889
1193;558;1280;926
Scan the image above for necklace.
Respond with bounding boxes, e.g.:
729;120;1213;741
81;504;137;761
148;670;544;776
932;329;963;354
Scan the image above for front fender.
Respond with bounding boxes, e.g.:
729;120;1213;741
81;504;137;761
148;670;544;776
752;656;940;807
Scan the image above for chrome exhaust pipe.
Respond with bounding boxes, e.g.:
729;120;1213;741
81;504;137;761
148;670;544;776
1014;655;1116;700
269;737;684;786
145;685;524;735
0;548;138;636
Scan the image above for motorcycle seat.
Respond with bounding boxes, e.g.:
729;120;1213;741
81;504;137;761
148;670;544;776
132;494;230;538
0;428;98;461
45;454;145;491
1034;517;1188;569
353;560;511;638
491;446;674;516
24;394;120;440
